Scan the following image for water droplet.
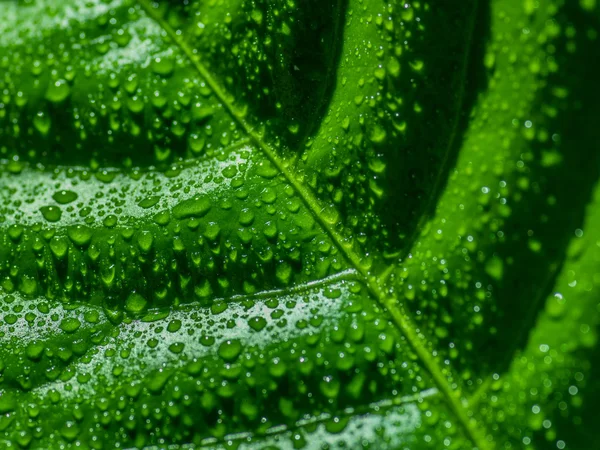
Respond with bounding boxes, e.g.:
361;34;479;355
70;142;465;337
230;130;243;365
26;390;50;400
45;79;71;103
52;190;78;204
173;197;212;219
368;124;387;144
67;225;93;246
49;237;69;259
387;57;401;77
238;208;255;226
33;111;51;135
248;316;267;331
218;339;242;362
138;195;161;209
152;57;174;76
251;9;263;25
40;205;62;222
59;318;81;333
126;293;147;315
136;231;154;252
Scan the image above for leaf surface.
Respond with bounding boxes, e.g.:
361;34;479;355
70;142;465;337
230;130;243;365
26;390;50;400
0;0;598;449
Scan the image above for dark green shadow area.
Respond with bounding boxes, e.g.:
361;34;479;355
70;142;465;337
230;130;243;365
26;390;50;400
383;0;492;255
474;2;600;381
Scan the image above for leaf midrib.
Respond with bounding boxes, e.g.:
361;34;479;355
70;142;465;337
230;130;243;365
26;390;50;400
136;1;491;448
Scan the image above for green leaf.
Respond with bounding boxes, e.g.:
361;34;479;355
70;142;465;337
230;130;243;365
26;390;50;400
0;0;598;449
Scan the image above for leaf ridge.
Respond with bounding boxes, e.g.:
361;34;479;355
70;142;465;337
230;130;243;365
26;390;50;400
135;1;491;448
196;388;440;448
